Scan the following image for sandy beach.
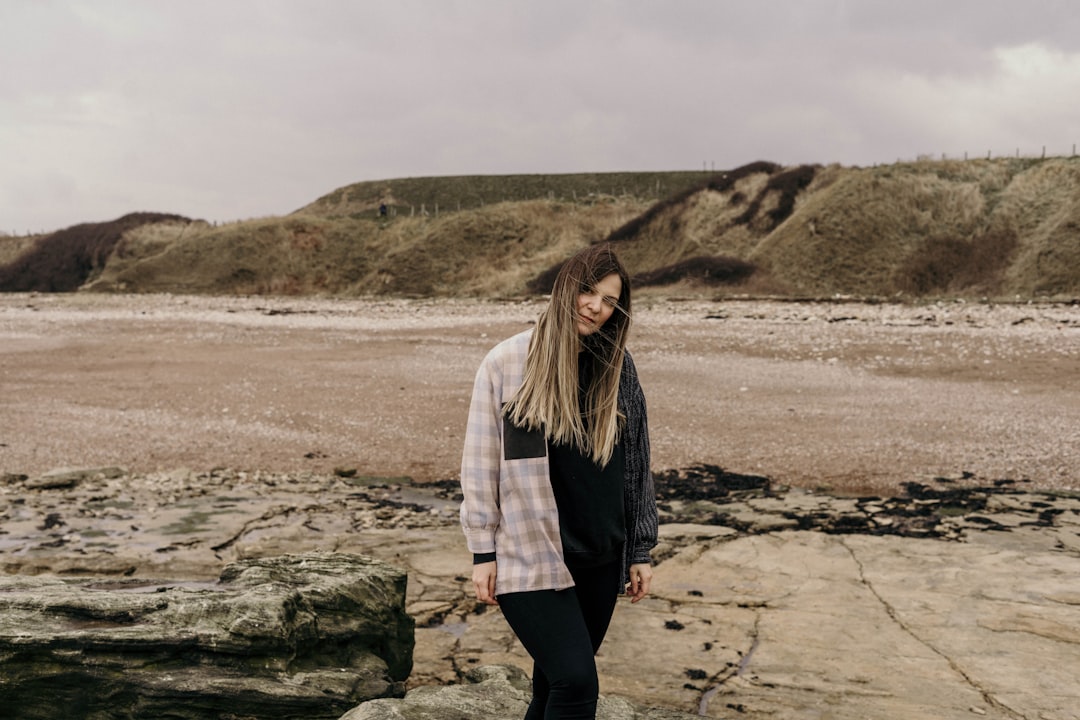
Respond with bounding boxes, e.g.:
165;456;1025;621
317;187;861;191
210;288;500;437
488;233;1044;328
2;292;1077;495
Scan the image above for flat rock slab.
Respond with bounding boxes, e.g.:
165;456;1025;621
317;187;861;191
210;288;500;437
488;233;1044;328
437;478;1080;719
0;552;414;720
654;530;1080;719
4;467;1080;719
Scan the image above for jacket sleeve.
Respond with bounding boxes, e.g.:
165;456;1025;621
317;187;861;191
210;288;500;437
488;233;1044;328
459;352;503;555
623;352;658;567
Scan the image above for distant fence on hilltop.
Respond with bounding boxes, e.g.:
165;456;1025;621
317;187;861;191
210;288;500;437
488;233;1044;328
906;143;1078;164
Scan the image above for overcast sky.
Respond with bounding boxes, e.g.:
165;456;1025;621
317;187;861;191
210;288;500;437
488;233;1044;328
3;0;1079;234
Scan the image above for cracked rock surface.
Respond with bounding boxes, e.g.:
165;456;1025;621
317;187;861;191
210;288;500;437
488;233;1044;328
2;467;1078;719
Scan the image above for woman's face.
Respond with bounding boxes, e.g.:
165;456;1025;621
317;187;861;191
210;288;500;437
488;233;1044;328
575;272;623;336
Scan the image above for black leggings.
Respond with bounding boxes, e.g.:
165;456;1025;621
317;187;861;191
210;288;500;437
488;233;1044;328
497;560;621;720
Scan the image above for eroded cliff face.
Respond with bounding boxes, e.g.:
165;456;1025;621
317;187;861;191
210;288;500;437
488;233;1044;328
0;552;414;720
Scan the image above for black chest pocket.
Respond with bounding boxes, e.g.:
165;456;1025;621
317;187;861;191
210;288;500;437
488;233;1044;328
502;408;547;460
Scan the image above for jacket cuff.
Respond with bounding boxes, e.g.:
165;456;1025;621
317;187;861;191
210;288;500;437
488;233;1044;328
463;527;497;555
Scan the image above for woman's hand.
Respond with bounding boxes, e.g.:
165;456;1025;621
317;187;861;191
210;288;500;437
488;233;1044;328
627;563;653;603
472;561;499;606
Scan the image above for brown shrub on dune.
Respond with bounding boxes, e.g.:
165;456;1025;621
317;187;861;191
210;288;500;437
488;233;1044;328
0;212;191;292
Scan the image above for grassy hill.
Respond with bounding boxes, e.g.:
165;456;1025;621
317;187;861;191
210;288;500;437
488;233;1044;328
294;171;711;219
2;160;1078;300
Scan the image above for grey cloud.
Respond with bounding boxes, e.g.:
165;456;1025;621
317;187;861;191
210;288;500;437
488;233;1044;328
2;0;1078;233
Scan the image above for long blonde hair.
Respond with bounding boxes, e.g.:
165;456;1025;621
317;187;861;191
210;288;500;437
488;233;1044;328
505;244;632;466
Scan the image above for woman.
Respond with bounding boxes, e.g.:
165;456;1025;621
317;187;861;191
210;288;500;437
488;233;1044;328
460;243;658;720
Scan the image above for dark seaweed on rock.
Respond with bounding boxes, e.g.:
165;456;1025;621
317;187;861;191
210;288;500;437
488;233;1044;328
653;464;773;502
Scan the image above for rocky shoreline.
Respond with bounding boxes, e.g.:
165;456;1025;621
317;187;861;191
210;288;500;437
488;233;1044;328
2;293;1079;717
3;465;1079;718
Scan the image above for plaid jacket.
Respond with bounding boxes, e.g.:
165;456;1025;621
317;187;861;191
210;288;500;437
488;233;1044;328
460;329;657;596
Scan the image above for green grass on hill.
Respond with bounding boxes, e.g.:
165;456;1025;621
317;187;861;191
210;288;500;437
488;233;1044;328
296;171;712;219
